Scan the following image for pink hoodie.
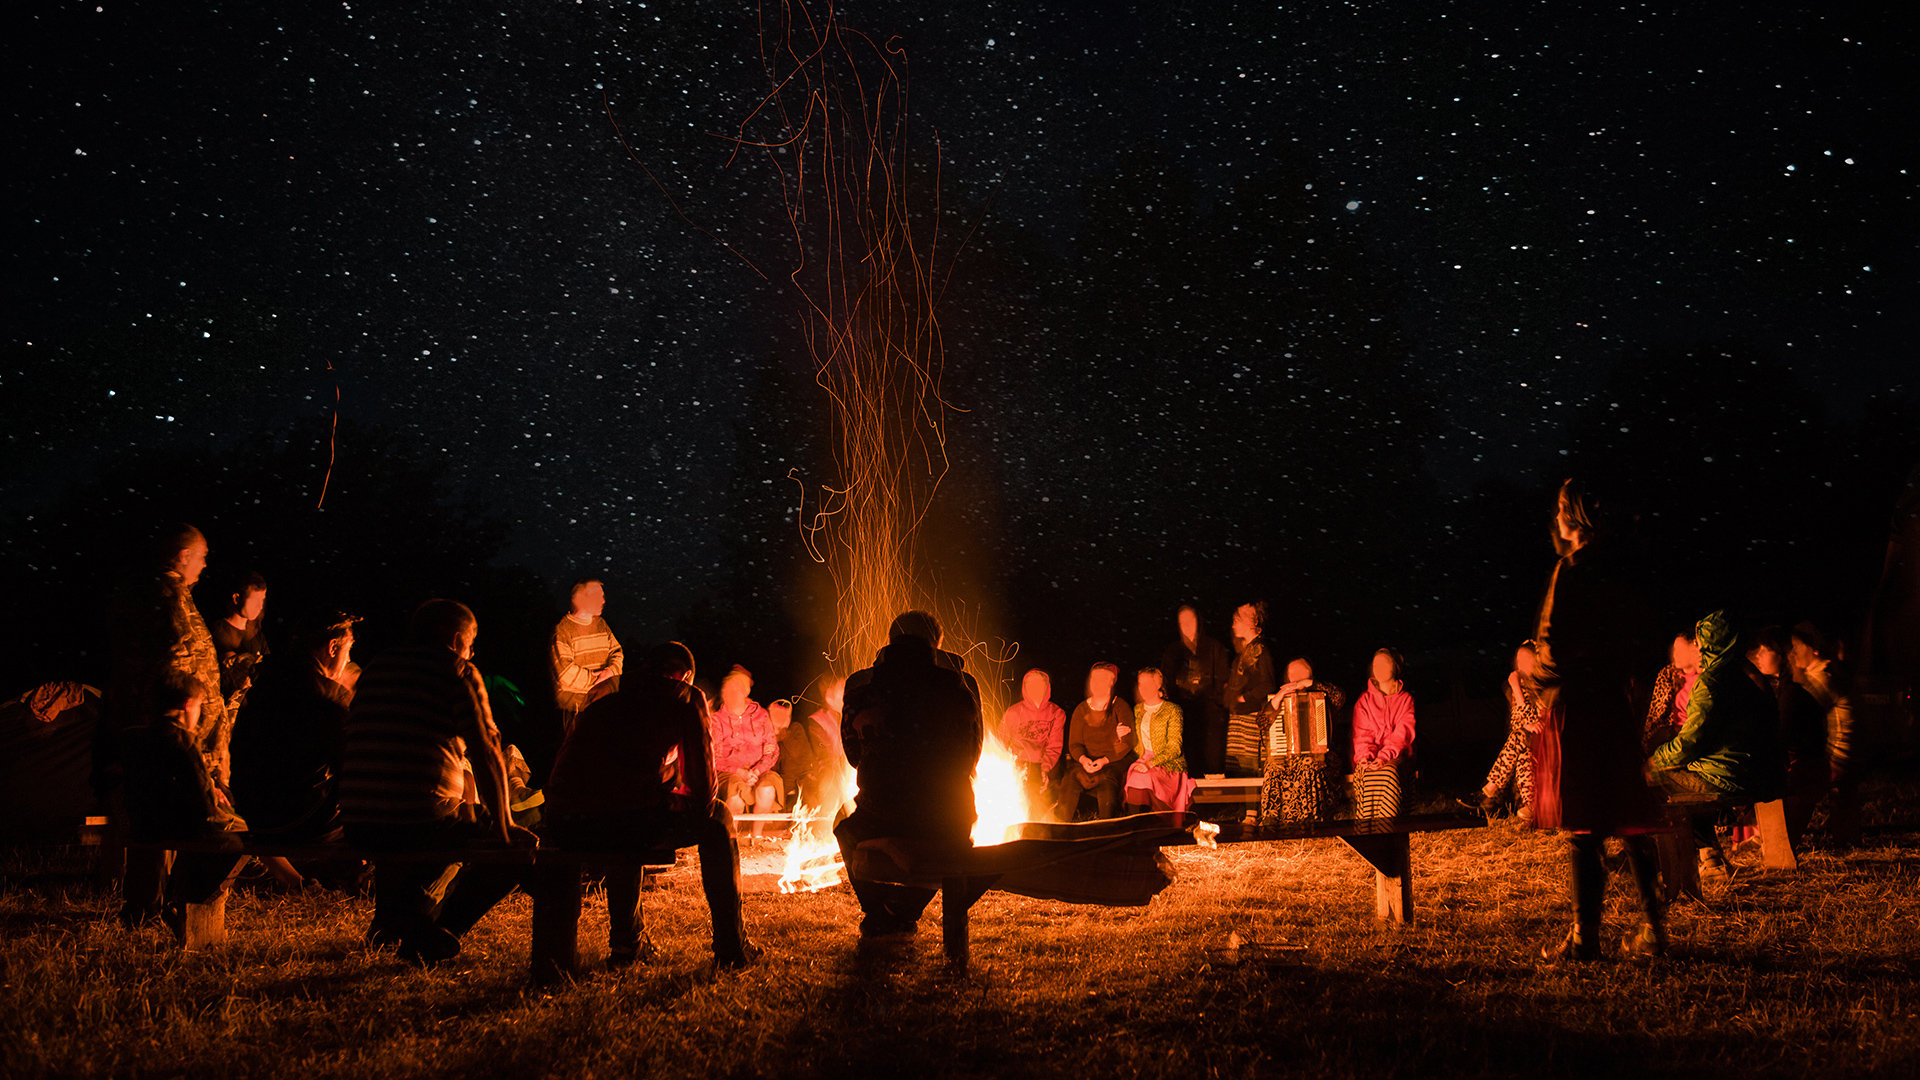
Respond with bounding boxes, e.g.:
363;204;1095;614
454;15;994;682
999;700;1066;771
1352;680;1416;764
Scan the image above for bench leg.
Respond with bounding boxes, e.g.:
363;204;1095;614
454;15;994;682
180;890;229;949
1754;799;1797;871
1341;833;1412;924
528;861;582;984
942;876;969;969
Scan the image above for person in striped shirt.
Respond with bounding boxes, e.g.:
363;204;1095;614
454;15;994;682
341;599;535;966
550;578;624;739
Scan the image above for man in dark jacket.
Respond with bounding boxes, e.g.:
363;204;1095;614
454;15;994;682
545;641;755;970
1160;605;1231;776
835;615;983;937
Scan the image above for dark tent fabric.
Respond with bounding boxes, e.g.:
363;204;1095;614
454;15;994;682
0;690;101;842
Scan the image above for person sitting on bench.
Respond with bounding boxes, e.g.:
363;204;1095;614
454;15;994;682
1262;657;1347;825
773;695;846;814
229;609;359;843
1052;663;1136;821
998;669;1065;817
545;641;756;971
123;671;249;940
710;666;780;844
339;599;536;966
1124;668;1195;813
1648;610;1788;881
1351;649;1415;819
836;613;983;939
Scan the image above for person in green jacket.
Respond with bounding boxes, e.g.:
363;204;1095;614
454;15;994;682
1648;610;1787;877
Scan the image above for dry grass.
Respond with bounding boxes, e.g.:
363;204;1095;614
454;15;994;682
5;786;1920;1079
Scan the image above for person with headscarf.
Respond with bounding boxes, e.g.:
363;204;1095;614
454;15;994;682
1221;602;1277;777
1530;479;1666;962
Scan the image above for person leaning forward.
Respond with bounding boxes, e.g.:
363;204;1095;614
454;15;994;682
836;613;984;938
545;641;756;971
339;600;537;966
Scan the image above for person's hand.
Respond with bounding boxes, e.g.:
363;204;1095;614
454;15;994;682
592;668;616;686
1079;755;1096;773
1129;760;1149;774
1095;757;1110;769
1115;725;1132;738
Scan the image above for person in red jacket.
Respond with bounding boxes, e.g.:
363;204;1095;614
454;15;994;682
1350;649;1415;819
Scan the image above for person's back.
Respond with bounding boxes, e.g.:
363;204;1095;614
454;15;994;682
840;634;982;846
547;673;709;818
339;645;473;828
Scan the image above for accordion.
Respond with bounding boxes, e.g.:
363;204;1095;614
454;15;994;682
1266;691;1331;757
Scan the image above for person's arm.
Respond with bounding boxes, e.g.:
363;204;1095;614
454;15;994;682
458;663;518;843
680;698;717;807
601;627;624;677
551;627;592;697
1114;701;1136;759
1067;709;1090;764
1650;678;1716;770
1352;697;1381;762
1378;694;1416;760
1043;708;1064;772
751;710;779;776
1165;704;1185;765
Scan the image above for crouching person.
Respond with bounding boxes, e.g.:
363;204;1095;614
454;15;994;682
339;600;536;966
544;641;756;971
124;671;249;942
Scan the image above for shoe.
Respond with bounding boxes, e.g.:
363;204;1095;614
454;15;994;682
1697;846;1733;884
607;934;658;969
1621;922;1668;960
1541;926;1600;963
710;940;763;973
397;926;461;967
1456;792;1492;812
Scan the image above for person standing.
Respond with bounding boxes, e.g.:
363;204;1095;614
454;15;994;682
209;571;270;708
1350;649;1416;819
1160;605;1231;776
340;600;535;966
1221;602;1277;777
550;578;624;740
998;669;1066;815
1051;664;1136;821
1530;479;1666;962
103;524;242;925
545;641;757;971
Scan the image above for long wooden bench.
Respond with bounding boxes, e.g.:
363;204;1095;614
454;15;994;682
849;810;1487;969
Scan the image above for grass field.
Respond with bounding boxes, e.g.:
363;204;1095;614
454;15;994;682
5;782;1919;1079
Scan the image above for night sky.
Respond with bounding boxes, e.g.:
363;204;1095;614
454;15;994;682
5;1;1915;706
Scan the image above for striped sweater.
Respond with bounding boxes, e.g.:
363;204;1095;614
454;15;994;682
339;645;489;825
550;615;624;709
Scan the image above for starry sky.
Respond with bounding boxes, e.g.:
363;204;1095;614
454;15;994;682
5;0;1915;692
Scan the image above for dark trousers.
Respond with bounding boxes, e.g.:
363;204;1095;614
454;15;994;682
548;804;746;959
345;820;530;946
1652;767;1727;849
1052;763;1127;820
121;848;248;923
1569;833;1662;932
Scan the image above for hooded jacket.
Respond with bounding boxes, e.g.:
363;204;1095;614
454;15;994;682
1649;611;1785;796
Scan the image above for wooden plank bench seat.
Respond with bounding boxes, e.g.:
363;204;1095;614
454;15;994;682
849;811;1487;969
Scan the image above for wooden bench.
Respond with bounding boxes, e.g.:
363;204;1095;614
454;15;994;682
848;811;1487;969
1655;792;1795;903
1192;776;1263;807
125;837;675;983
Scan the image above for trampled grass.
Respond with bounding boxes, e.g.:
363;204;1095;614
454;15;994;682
5;784;1919;1079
